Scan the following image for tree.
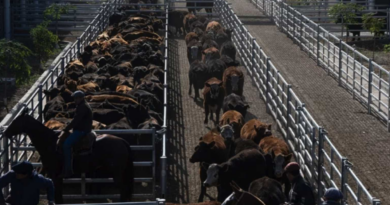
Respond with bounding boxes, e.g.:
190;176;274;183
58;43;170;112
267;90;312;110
0;39;32;85
384;44;390;64
44;3;75;36
30;21;59;70
329;3;364;40
362;13;384;60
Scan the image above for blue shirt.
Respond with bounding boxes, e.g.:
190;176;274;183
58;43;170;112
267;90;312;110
0;171;54;205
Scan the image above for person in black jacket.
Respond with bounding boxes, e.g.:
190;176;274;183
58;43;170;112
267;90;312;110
284;162;315;205
0;161;55;205
60;90;93;177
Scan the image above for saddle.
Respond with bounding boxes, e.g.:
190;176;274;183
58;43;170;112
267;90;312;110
58;131;97;156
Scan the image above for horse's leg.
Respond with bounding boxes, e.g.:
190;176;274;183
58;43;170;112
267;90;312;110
51;175;63;204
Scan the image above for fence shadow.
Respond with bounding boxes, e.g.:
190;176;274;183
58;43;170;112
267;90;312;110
166;39;190;203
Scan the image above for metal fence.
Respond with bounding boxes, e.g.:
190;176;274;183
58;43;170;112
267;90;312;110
0;0;169;203
214;0;381;204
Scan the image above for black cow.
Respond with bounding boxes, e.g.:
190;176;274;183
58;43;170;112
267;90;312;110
189;60;208;100
205;59;226;81
187;39;203;65
223;93;249;118
248;177;286;205
168;10;188;36
220;41;236;61
220;55;239;68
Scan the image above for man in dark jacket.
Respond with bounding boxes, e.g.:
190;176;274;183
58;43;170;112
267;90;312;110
0;161;55;205
284;162;315;205
61;90;93;177
322;187;343;205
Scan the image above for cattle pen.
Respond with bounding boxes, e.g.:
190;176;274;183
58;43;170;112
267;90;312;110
0;0;382;205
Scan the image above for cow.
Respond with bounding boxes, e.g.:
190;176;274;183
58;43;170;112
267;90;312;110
220;55;239;68
85;94;139;104
204;149;268;193
104;117;132;130
129;89;163;114
44;87;73;103
240;119;272;144
219;110;244;139
202;39;219;51
168;10;188;36
202;47;221;63
215;30;231;48
66;59;85;73
223;66;244;96
183;13;198;34
220;41;236;61
203;78;225;125
190;20;205;32
189;60;208;100
205;59;226;81
116;85;133;94
233;138;260;156
187;39;203;65
259;135;292;196
92;109;126;125
248;177;286;205
206;21;223;35
78;82;101;93
185;32;199;45
189;129;228;202
222;93;249;118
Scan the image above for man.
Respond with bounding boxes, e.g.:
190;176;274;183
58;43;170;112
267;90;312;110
61;90;93;177
322;188;343;205
284;162;315;205
0;161;55;205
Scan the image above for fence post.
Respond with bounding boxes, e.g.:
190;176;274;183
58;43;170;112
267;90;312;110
340;158;349;203
266;57;271;114
286;84;292;139
251;37;256;76
317;127;325;205
2;129;9;197
316;24;320;66
77;37;81;56
61;56;65;75
368;59;373;114
38;84;43;122
338;39;343;86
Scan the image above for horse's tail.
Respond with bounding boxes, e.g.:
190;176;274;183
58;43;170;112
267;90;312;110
124;141;134;201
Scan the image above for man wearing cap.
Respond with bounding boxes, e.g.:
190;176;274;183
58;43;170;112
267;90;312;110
0;161;55;205
284;162;315;205
61;90;93;177
322;188;343;205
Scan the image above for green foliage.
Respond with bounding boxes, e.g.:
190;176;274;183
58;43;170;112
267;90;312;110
0;39;32;85
30;21;59;67
362;13;384;36
384;44;390;53
44;3;75;21
329;3;364;24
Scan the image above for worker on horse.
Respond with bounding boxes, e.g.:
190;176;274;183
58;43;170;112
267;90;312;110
60;90;93;178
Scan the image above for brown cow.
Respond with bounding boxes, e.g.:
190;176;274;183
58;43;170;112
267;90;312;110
219;110;244;139
203;78;225;125
202;47;220;63
223;66;244;96
66;59;84;72
185;32;199;45
116;85;132;94
65;79;78;92
259;136;292;179
123;30;163;43
240;119;272;144
206;21;223;34
85;94;139;104
183;13;198;34
190;129;228;202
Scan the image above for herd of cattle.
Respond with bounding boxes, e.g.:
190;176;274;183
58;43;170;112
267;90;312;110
175;12;295;205
42;11;165;140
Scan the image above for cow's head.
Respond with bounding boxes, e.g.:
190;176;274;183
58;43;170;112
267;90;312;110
228;102;250;117
189;139;216;163
205;81;223;99
229;75;240;91
204;163;227;187
218;123;234;141
202;47;220;62
190;45;199;61
255;123;272;138
269;149;293;178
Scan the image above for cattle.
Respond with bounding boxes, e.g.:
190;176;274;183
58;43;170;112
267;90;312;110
223;66;244;96
215;30;231;48
203;78;225;125
233;138;260;156
187;39;203;65
193;27;204;38
206;21;223;34
66;59;85;73
205;59;226;81
85;94;139;104
222;93;249;118
220;55;239;68
78;82;101;93
44;87;73;103
220;41;236;61
216;124;235;158
219;110;244;139
185;32;199;45
189;60;208;100
104;117;132;130
116;85;133;94
189;129;228;202
168;10;188;36
129;89;163;113
248;177;286;205
190;20;205;32
123;31;163;43
202;47;220;63
183;13;198;34
240;119;272;144
202;40;219;52
204;149;268;192
93;109;126;125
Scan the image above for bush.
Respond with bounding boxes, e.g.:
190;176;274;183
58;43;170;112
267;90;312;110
30;21;59;69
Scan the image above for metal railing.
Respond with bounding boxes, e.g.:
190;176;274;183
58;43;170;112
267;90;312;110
0;0;169;203
214;0;381;204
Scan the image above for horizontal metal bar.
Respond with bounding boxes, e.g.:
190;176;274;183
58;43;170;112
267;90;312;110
29;161;153;167
15;145;154;151
63;177;153;183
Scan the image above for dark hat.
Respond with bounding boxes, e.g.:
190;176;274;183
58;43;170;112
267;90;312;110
284;162;300;173
72;90;85;98
324;187;343;201
12;161;33;175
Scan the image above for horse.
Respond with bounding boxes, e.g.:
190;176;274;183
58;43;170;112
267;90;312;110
3;110;134;203
222;182;266;205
